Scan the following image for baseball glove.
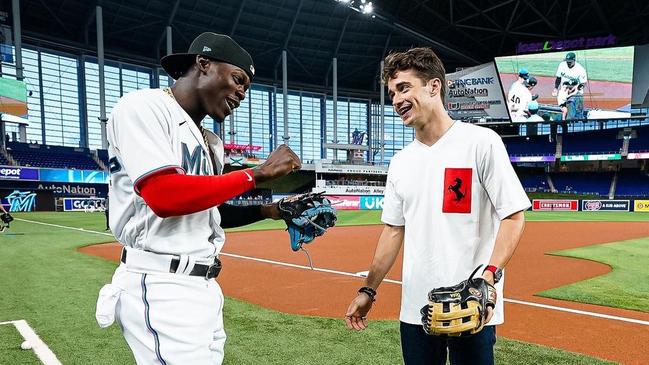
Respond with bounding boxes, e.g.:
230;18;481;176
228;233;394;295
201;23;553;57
277;192;337;251
420;265;497;337
1;212;13;225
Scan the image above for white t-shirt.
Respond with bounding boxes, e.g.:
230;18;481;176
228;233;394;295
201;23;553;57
555;61;587;94
527;114;545;122
107;88;226;258
507;82;532;119
381;121;531;325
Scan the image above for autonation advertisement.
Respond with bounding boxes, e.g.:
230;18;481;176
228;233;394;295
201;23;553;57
445;62;509;120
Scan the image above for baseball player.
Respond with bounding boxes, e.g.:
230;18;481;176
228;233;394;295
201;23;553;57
507;68;529;94
526;101;545;122
95;32;301;365
344;47;530;365
507;76;537;122
552;52;587;119
103;195;109;231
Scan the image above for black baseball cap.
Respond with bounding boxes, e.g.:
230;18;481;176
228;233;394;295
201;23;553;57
161;32;255;80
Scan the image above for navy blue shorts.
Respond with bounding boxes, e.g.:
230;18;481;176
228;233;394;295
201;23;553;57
400;322;496;365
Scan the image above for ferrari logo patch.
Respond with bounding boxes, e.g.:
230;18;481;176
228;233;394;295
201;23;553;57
442;168;472;213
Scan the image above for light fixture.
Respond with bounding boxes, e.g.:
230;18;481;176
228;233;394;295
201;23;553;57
360;1;373;14
334;0;374;15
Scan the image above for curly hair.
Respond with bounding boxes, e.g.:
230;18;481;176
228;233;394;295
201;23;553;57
382;47;447;105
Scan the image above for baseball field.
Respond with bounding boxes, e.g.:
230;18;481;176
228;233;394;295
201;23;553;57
1;211;648;365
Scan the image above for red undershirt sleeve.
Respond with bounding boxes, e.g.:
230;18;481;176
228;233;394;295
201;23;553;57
136;168;256;218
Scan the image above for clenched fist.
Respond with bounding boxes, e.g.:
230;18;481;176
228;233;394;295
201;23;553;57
253;144;301;183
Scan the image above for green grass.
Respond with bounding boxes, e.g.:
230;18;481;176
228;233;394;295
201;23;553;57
226;210;385;232
539;237;649;312
525;211;648;222
0;324;42;365
0;212;627;364
496;46;634;82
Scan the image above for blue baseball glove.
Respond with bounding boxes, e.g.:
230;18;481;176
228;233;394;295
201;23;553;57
277;192;337;251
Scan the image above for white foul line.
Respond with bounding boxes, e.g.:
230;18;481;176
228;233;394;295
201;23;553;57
15;218;114;237
16;217;649;327
0;320;62;365
220;252;649;326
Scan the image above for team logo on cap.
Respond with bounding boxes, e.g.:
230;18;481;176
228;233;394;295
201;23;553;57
250;65;255;75
202;46;212;52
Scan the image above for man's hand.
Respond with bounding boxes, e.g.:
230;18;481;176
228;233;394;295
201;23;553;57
344;293;374;331
253;144;301;183
552;88;558;97
481;271;496;324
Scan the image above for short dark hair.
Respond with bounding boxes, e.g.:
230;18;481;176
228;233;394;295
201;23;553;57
382;47;447;105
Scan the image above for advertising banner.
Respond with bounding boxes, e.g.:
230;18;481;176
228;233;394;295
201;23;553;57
325;195;360;210
627;152;649;160
39;169;109;184
359;196;384;210
0;189;55;212
63;198;106;212
582;200;630;212
509;156;555;162
446;62;509;120
532;199;578;211
0;180;107;197
0;166;39;180
560;154;621;161
314;185;385;196
315;162;388;175
633;200;649;212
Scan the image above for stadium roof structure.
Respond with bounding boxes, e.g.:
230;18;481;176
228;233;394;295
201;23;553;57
11;0;649;97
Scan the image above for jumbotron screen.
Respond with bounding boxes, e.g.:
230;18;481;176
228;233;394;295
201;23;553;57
495;46;634;122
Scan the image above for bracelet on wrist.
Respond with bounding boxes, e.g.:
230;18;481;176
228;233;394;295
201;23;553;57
358;286;377;302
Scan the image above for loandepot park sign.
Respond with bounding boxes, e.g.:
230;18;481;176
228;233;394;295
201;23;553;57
517;34;616;54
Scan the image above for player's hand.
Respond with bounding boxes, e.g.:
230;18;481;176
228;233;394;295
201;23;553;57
551;89;558;97
253;144;301;183
481;271;496;324
345;293;373;331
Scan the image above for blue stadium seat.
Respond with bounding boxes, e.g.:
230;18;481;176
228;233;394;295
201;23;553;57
615;170;649;197
550;172;613;196
503;135;556;156
628;125;649;153
561;129;623;155
6;142;102;170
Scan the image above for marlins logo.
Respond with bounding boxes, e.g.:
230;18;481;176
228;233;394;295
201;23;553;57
6;190;37;212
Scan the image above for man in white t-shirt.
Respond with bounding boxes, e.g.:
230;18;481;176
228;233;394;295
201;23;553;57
508;76;537;122
95;33;301;365
345;47;530;365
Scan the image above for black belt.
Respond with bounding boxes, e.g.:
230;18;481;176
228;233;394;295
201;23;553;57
120;249;222;279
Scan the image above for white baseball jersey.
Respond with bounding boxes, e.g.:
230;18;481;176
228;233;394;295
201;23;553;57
507;82;532;120
555;61;587;94
381;121;531;326
527;114;544;122
101;88;229;365
557;84;579;106
107;88;225;258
